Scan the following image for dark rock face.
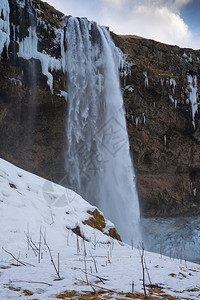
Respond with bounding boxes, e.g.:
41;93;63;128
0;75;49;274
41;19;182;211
112;34;200;217
1;0;200;217
0;0;67;181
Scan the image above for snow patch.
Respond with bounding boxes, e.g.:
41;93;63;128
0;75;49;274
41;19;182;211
9;77;22;86
124;85;134;93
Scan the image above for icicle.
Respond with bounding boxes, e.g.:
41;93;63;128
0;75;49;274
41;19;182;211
18;27;62;93
0;0;10;58
187;75;198;128
143;71;148;88
170;78;176;94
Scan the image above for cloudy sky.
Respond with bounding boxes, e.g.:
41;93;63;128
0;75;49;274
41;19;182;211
45;0;200;49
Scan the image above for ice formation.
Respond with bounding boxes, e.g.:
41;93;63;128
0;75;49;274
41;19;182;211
0;0;10;58
16;0;32;8
169;94;177;108
170;78;176;94
18;27;62;92
187;74;198;128
143;71;148;87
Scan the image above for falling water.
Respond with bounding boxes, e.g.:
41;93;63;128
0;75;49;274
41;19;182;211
62;17;140;243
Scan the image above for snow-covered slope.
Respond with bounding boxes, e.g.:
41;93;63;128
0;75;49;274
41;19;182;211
0;158;200;299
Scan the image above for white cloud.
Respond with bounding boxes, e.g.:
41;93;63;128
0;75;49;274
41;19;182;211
100;3;192;47
102;0;192;10
45;0;199;49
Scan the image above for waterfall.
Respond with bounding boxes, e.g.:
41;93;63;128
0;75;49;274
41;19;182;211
62;17;140;243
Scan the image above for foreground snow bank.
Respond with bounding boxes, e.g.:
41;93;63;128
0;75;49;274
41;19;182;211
0;158;116;246
0;158;200;299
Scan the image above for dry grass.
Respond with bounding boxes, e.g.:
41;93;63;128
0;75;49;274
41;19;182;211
148;285;163;294
9;183;16;189
0;265;11;269
83;209;106;232
10;263;20;267
185;287;200;292
23;289;34;296
105;228;122;241
56;290;79;299
8;286;21;292
82;209;121;241
168;273;176;277
55;289;181;300
178;272;187;278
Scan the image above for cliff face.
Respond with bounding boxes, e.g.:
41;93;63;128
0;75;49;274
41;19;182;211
112;34;200;217
0;0;67;182
1;0;200;217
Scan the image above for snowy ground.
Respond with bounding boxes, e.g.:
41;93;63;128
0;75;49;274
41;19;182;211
0;158;200;299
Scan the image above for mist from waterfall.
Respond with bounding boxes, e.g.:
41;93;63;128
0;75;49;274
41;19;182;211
62;17;140;243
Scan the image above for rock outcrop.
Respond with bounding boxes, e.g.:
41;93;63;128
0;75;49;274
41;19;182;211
0;0;200;217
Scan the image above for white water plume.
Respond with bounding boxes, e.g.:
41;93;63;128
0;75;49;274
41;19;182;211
62;17;140;243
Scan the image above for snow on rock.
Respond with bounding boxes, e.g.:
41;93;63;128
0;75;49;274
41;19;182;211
124;85;134;93
9;77;22;86
57;90;68;100
183;52;192;63
187;74;198;128
0;162;200;298
0;0;10;58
